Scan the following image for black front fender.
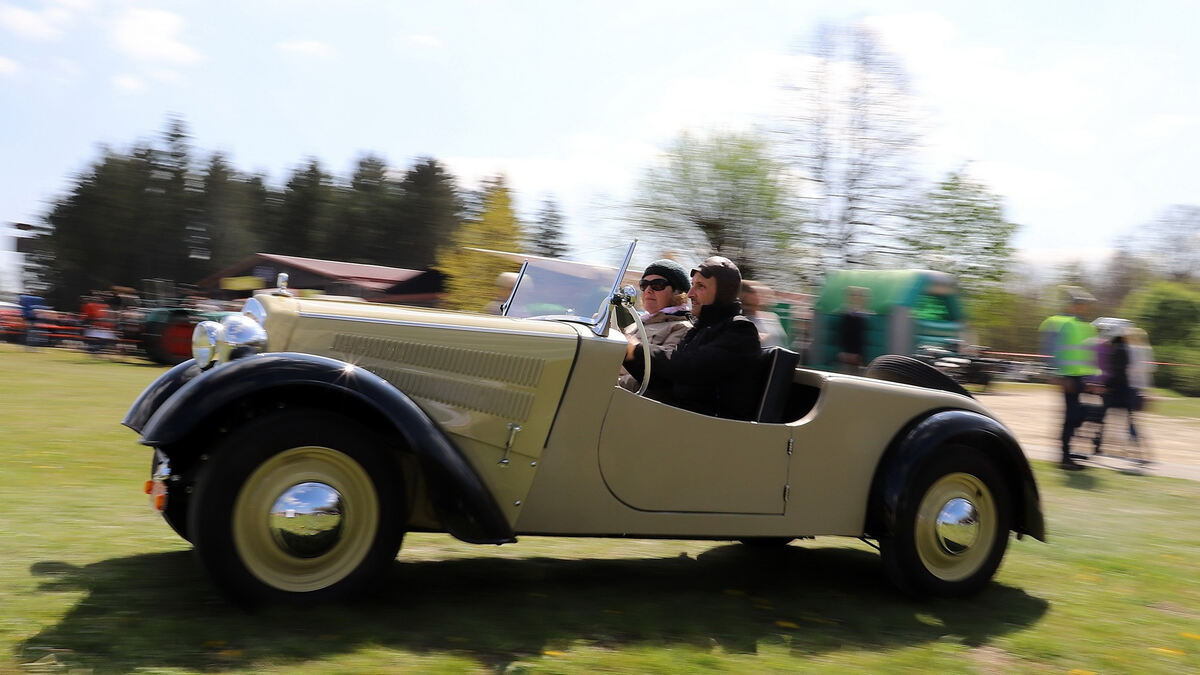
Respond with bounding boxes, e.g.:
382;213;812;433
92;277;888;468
870;409;1046;542
122;358;203;433
133;352;515;545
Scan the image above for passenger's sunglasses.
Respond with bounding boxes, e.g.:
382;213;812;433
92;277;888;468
639;278;671;291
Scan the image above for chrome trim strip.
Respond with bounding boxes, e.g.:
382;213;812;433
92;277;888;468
297;312;583;339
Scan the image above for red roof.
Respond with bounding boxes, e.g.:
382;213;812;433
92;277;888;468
254;253;423;285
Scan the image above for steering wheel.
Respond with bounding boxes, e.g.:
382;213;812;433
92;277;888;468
612;285;652;396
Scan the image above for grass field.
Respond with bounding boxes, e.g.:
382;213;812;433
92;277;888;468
2;344;1199;673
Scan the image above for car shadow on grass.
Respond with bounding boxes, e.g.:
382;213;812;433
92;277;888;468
21;544;1048;672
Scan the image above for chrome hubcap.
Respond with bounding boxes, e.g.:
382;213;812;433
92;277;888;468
934;497;979;555
915;471;997;582
269;482;345;558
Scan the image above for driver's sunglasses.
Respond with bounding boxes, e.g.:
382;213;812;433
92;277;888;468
639;278;671;291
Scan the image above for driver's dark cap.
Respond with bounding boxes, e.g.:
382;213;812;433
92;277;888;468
691;256;742;304
642;259;690;292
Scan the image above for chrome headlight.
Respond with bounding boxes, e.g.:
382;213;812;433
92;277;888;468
192;320;223;368
217;313;268;362
242;296;267;325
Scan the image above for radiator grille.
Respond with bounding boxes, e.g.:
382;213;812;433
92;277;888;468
332;333;544;420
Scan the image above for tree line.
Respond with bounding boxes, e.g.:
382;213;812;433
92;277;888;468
21;117;568;313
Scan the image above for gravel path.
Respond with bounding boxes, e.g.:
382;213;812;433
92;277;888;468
977;387;1200;480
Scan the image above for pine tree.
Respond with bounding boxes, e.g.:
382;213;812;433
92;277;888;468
528;198;569;258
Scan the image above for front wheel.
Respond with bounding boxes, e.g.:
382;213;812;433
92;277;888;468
189;409;405;605
879;449;1010;598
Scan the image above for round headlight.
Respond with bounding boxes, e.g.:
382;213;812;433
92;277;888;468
192;320;223;368
242;296;267;325
217;313;268;362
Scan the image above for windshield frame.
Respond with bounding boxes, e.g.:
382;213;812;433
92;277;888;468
501;240;637;336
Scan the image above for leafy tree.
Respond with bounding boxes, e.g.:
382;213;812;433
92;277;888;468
528;198;569;258
631;131;796;283
963;287;1045;355
1119;281;1200;395
435;176;524;311
779;22;921;270
900;170;1020;298
389;158;461;270
1119;281;1200;346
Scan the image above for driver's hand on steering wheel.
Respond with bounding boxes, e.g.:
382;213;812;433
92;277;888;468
624;333;639;361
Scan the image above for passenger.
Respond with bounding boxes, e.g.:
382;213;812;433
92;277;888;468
622;256;761;419
618;259;694;392
740;280;787;348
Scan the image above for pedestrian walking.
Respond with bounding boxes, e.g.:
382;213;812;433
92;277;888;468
1039;286;1101;470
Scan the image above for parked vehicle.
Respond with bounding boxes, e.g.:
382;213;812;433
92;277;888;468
131;280;235;365
0;301;23;342
808;270;965;369
913;342;1008;391
124;243;1045;605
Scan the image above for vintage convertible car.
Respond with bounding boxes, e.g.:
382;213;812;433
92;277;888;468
124;242;1044;604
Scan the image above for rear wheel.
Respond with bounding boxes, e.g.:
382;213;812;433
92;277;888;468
189;409;405;605
879;449;1010;597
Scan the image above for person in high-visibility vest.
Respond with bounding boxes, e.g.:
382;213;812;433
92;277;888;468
1039;286;1101;470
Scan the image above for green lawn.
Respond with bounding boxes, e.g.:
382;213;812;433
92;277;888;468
2;344;1199;673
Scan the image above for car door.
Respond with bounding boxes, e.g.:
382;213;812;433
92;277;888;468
597;388;791;514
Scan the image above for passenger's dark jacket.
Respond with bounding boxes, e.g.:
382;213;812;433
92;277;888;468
624;301;761;419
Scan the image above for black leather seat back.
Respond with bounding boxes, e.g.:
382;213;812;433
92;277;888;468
755;347;800;423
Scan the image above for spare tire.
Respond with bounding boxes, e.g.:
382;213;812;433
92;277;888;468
864;355;973;399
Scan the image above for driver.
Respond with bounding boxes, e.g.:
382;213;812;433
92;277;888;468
617;259;694;392
622;256;761;420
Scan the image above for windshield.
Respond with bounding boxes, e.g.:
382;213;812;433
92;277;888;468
503;241;636;335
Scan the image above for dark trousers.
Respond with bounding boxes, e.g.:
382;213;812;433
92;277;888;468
1100;385;1140;444
1061;376;1085;459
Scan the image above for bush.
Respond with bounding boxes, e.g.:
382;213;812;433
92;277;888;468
1153;344;1200;397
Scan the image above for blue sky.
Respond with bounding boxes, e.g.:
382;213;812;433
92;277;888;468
3;0;1199;294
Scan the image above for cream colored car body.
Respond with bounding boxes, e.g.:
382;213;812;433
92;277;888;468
254;292;998;540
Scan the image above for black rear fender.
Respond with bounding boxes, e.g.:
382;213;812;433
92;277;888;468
868;409;1046;542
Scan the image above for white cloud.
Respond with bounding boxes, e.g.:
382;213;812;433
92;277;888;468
111;74;144;93
0;55;19;75
277;39;335;59
111;9;200;64
0;4;63;39
147;67;182;84
398;34;443;49
638;50;788;140
969;160;1087;206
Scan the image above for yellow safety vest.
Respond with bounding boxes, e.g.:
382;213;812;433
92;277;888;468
1039;315;1099;376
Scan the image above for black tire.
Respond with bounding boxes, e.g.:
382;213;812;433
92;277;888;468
879;448;1011;598
188;409;405;605
865;354;974;398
